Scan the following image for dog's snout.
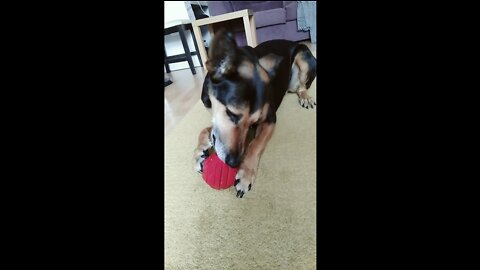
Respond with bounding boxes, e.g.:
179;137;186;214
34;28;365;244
225;154;240;168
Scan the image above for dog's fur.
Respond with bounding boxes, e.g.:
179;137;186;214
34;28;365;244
193;29;316;198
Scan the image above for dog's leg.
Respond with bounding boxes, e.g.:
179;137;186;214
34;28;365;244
234;122;275;198
293;50;317;109
192;126;213;173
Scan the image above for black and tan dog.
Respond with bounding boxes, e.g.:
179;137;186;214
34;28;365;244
193;29;316;198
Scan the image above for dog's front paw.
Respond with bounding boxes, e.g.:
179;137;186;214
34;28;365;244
234;166;255;198
298;91;316;109
193;149;210;173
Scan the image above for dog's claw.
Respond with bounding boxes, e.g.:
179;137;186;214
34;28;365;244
234;165;256;198
301;98;316;109
300;99;315;109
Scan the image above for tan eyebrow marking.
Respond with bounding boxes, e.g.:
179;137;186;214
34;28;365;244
237;61;254;79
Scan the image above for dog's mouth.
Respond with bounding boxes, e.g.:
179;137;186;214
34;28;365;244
211;125;257;164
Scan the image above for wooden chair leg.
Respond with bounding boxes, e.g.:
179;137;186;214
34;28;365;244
192;23;208;70
178;24;196;75
190;28;203;67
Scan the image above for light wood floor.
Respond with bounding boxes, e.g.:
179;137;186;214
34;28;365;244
164;66;206;137
164;41;316;138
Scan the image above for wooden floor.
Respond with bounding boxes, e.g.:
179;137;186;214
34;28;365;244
164;66;206;137
164;41;316;138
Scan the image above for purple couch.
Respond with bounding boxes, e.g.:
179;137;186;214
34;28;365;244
207;1;310;47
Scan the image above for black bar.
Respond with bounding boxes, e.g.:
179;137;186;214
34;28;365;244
165;55;188;63
177;24;196;75
164;45;171;73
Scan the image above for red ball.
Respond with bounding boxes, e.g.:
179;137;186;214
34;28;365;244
202;152;239;190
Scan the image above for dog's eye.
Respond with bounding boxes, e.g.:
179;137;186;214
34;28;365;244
226;109;241;124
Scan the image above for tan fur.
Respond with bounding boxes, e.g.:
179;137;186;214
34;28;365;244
257;65;270;83
258;54;278;72
248;110;261;123
192;126;213;171
237;61;254;79
196;126;212;149
258;54;280;83
236;122;276;188
249;103;269;124
287;63;300;93
260;103;269;122
293;52;310;92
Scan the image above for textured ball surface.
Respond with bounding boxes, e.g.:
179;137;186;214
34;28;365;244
202;152;238;190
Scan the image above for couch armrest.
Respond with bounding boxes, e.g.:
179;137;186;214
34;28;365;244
207;1;234;16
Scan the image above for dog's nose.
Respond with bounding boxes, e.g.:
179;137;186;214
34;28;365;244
225;154;240;168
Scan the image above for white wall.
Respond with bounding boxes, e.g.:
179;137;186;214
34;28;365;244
164;1;202;71
165;1;190;22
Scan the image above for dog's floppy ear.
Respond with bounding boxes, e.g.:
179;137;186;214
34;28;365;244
206;28;237;80
258;53;283;78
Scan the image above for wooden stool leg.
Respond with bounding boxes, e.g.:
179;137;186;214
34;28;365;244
243;15;257;47
192;23;209;70
190;28;203;67
178;24;196;75
249;15;258;46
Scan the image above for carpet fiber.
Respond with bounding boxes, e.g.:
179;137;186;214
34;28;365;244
165;86;316;269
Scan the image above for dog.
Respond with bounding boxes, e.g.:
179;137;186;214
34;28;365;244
193;29;316;198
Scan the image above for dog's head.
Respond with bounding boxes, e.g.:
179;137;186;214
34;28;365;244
202;29;282;167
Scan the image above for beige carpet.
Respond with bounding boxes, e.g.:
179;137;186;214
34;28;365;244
165;85;316;269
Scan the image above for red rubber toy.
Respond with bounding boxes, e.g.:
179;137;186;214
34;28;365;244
202;152;239;190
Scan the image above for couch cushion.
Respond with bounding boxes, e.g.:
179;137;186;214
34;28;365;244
284;1;297;21
254;8;286;28
207;1;234;16
231;1;283;12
